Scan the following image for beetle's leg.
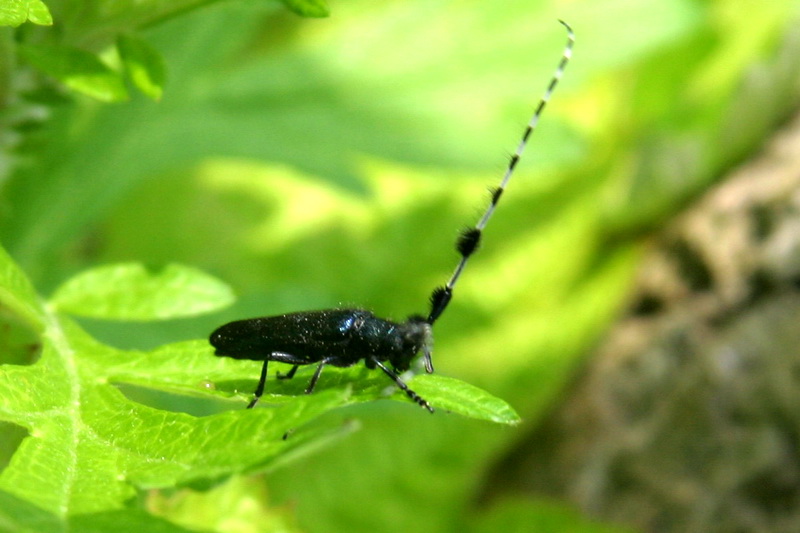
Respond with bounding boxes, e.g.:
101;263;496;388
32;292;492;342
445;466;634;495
304;361;326;394
276;365;299;380
372;358;434;413
247;360;269;409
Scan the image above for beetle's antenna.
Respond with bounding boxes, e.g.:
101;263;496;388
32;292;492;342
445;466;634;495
426;20;574;326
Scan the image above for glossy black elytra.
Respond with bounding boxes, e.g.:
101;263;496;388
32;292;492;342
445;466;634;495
209;21;574;412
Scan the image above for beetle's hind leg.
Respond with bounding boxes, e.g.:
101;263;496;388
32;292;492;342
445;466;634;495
305;361;326;394
247;360;269;409
276;365;299;380
303;356;345;394
246;353;302;408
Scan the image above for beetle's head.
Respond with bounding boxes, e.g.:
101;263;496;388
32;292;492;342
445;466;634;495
390;315;433;373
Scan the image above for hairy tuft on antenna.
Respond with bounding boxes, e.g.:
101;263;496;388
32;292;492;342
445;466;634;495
427;286;452;324
457;228;482;257
490;187;503;204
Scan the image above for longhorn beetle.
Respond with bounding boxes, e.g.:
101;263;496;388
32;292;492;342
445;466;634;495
210;20;574;412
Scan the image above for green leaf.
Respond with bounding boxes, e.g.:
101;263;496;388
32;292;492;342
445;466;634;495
279;0;330;18
0;0;52;27
412;374;520;425
117;34;166;101
50;263;235;320
19;43;128;102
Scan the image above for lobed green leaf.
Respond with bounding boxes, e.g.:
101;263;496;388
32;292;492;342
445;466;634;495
50;263;235;321
0;243;516;521
0;312;356;515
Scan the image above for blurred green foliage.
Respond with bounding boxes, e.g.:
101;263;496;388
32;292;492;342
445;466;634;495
1;0;799;532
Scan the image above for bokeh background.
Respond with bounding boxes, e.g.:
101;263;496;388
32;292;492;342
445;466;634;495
2;0;800;531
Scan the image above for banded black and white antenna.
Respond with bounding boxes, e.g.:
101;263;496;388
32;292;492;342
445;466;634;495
425;20;575;346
